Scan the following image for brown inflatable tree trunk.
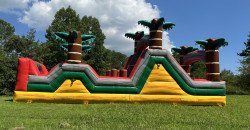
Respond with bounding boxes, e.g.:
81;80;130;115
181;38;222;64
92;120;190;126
134;31;145;53
196;38;228;81
149;25;163;49
205;46;220;81
67;31;82;64
179;55;191;75
134;40;139;53
138;18;175;50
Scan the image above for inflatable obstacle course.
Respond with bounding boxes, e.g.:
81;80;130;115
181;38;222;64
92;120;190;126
14;17;227;105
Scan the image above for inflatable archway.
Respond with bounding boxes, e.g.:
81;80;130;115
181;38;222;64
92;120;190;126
183;50;205;66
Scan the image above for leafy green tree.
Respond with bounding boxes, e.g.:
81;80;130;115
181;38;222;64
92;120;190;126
0;48;7;94
106;49;127;70
0;19;15;47
0;19;15;94
80;16;110;75
80;16;105;44
85;45;110;75
237;33;250;93
46;6;82;35
190;62;206;79
238;33;250;57
0;52;17;95
220;69;236;85
86;48;126;75
4;29;39;59
220;69;243;94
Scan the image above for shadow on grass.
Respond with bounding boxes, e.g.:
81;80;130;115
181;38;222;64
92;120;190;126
5;99;13;102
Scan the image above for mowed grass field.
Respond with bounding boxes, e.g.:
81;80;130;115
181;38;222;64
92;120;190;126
0;95;249;129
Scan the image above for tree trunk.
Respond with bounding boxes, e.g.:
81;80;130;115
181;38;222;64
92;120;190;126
149;25;162;49
67;31;82;64
205;48;220;81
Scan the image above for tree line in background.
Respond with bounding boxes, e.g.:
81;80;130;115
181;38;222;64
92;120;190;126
219;33;250;94
0;6;249;95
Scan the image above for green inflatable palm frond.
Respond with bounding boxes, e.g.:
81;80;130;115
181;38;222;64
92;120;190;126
125;31;145;40
125;33;136;40
53;32;96;43
54;32;69;39
214;38;228;48
60;43;69;51
138;20;151;28
171;46;198;54
163;22;175;30
52;31;95;52
195;40;208;49
52;32;68;43
196;38;228;49
139;17;175;30
171;48;181;53
81;34;96;44
82;45;92;53
185;46;198;52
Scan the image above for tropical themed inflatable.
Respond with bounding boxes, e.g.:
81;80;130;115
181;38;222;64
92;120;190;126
14;17;227;106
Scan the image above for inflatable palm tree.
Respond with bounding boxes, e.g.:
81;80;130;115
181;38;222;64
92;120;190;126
171;46;198;74
138;17;175;49
52;30;95;63
125;31;145;53
196;38;228;81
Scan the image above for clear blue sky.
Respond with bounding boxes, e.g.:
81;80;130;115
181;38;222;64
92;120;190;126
1;0;250;74
146;0;250;74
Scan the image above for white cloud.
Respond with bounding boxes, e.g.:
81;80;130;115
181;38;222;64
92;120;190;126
18;0;174;55
162;31;175;52
0;0;32;15
20;1;53;29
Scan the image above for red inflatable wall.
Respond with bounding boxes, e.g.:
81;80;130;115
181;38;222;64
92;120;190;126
15;58;48;91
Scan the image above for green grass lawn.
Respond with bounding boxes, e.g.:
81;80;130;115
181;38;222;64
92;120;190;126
1;95;249;129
